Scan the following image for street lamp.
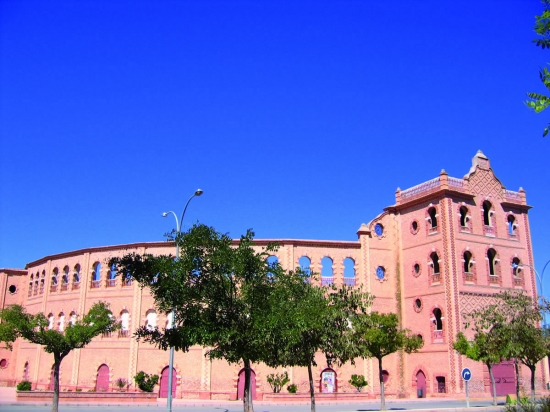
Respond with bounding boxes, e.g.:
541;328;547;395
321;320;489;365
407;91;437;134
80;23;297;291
162;188;203;412
512;260;550;327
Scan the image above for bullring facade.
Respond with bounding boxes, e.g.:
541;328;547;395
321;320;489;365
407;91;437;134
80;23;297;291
0;151;543;399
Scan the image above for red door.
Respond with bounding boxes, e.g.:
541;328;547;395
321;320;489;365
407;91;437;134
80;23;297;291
96;364;110;392
159;367;176;398
490;361;515;396
237;369;256;400
416;370;426;398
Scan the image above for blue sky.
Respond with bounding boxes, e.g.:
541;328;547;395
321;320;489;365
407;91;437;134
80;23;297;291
1;1;550;293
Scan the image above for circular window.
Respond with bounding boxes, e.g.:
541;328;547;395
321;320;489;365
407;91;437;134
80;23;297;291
8;285;17;294
0;359;7;368
411;220;419;234
412;263;421;277
374;224;384;237
413;298;423;312
376;266;385;280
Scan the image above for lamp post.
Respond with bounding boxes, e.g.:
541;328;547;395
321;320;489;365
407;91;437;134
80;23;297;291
162;188;203;412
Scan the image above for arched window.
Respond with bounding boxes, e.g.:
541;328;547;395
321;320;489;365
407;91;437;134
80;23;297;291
146;310;157;331
463;251;472;273
58;312;65;331
428;207;438;229
91;262;101;288
488;248;497;276
40;271;46;294
299;256;311;277
459;206;469;227
69;311;77;326
321;257;333;286
267;255;278;278
120;310;130;337
463;251;476;283
28;274;34;297
429;252;441;283
432;308;444;343
507;214;518;238
73;264;81;290
61;266;69;291
511;257;523;287
51;269;59;293
343;258;355;286
483;201;492;226
107;264;117;287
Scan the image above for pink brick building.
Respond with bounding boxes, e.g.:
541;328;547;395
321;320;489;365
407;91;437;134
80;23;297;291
0;151;543;399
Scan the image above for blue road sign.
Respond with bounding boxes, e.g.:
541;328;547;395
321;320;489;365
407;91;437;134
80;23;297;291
461;367;472;381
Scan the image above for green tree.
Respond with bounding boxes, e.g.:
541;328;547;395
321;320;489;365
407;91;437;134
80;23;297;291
111;223;287;412
0;302;118;412
463;291;549;403
526;0;550;136
453;332;504;406
353;312;423;411
264;269;372;412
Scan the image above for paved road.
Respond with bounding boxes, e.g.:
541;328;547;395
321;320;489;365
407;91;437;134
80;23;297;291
0;399;506;412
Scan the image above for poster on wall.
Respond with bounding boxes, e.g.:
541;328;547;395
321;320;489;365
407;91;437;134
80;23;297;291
321;370;335;393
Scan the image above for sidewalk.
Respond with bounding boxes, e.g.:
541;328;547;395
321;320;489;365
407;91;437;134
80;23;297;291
0;387;505;411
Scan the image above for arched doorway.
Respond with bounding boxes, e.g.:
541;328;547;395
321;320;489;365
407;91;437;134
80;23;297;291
320;368;337;393
237;368;256;400
159;366;176;398
490;360;515;396
416;370;426;398
96;364;110;392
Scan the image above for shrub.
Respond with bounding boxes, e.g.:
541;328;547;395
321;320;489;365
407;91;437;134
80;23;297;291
134;371;159;393
287;384;298;394
348;374;368;392
267;372;290;393
16;381;31;391
75;389;82;392
115;378;130;392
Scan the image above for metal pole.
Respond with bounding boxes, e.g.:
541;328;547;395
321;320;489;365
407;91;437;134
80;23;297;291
465;380;469;408
164;189;203;412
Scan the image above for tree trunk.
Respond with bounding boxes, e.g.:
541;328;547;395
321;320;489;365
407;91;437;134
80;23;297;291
52;357;61;412
487;363;497;406
308;362;316;412
378;357;386;411
243;359;254;412
529;365;536;402
514;358;521;406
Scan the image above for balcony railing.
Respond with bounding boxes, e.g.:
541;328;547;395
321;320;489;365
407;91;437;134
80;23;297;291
122;278;133;287
344;278;356;286
514;277;523;287
60;283;69;292
484;225;495;237
28;288;33;297
428;226;438;234
321;277;333;286
106;279;116;288
433;330;444;342
50;285;58;293
119;330;130;338
401;177;440;200
91;280;101;289
464;272;474;282
39;285;44;294
72;282;80;291
505;190;522;201
432;273;441;283
488;275;499;284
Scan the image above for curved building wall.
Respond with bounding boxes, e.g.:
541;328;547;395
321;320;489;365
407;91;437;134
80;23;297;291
0;152;543;399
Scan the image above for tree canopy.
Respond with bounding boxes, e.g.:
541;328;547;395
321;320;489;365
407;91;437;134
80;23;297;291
0;301;118;412
526;0;550;136
352;311;423;411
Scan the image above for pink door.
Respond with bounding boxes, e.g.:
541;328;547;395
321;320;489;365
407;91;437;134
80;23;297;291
237;369;256;400
416;371;426;398
490;361;515;396
159;367;176;398
96;364;110;392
